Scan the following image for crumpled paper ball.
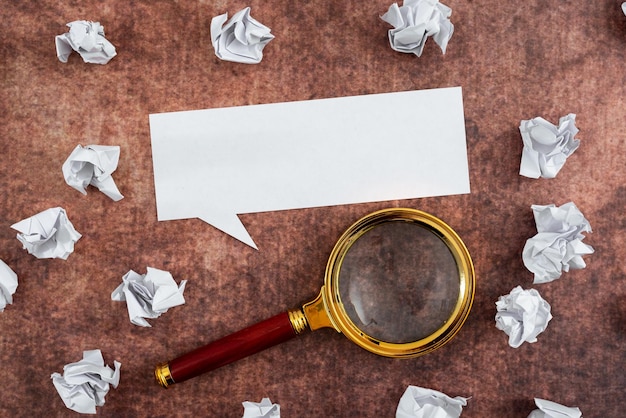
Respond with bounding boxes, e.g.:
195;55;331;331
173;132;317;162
0;259;18;312
495;286;552;348
210;7;274;64
62;144;123;201
396;385;469;418
622;3;626;15
519;113;580;179
242;398;280;418
523;202;593;284
111;267;187;327
11;207;82;260
51;349;121;414
528;398;582;418
380;0;454;57
55;20;117;64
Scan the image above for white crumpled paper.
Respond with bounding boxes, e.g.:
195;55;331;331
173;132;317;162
51;349;121;414
381;0;454;57
242;398;280;418
62;144;123;201
55;20;117;64
111;267;187;327
622;3;626;15
495;286;552;348
211;7;274;64
11;207;82;260
0;260;18;312
519;114;580;179
528;398;582;418
523;202;593;284
396;385;468;418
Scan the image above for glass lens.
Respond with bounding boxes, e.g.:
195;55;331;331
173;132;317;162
338;221;460;344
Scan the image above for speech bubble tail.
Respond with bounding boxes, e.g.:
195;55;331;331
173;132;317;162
198;212;258;250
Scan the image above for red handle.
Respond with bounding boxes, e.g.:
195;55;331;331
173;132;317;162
167;311;298;384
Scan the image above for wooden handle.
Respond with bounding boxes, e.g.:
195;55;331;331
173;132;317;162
164;311;300;384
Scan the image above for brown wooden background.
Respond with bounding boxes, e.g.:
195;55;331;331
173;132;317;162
1;1;625;416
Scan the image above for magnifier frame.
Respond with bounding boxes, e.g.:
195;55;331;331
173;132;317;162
311;208;475;358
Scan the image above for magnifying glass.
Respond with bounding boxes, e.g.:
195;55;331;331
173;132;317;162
155;208;474;387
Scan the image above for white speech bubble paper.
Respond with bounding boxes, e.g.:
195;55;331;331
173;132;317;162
149;87;470;249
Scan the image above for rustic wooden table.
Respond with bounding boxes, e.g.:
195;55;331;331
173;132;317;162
1;1;625;416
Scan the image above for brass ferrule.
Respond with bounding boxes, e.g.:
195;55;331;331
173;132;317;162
287;308;309;335
155;362;175;388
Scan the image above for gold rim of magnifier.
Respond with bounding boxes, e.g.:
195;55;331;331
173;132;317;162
322;208;475;358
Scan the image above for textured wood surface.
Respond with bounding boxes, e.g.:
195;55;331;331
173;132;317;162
1;1;625;416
